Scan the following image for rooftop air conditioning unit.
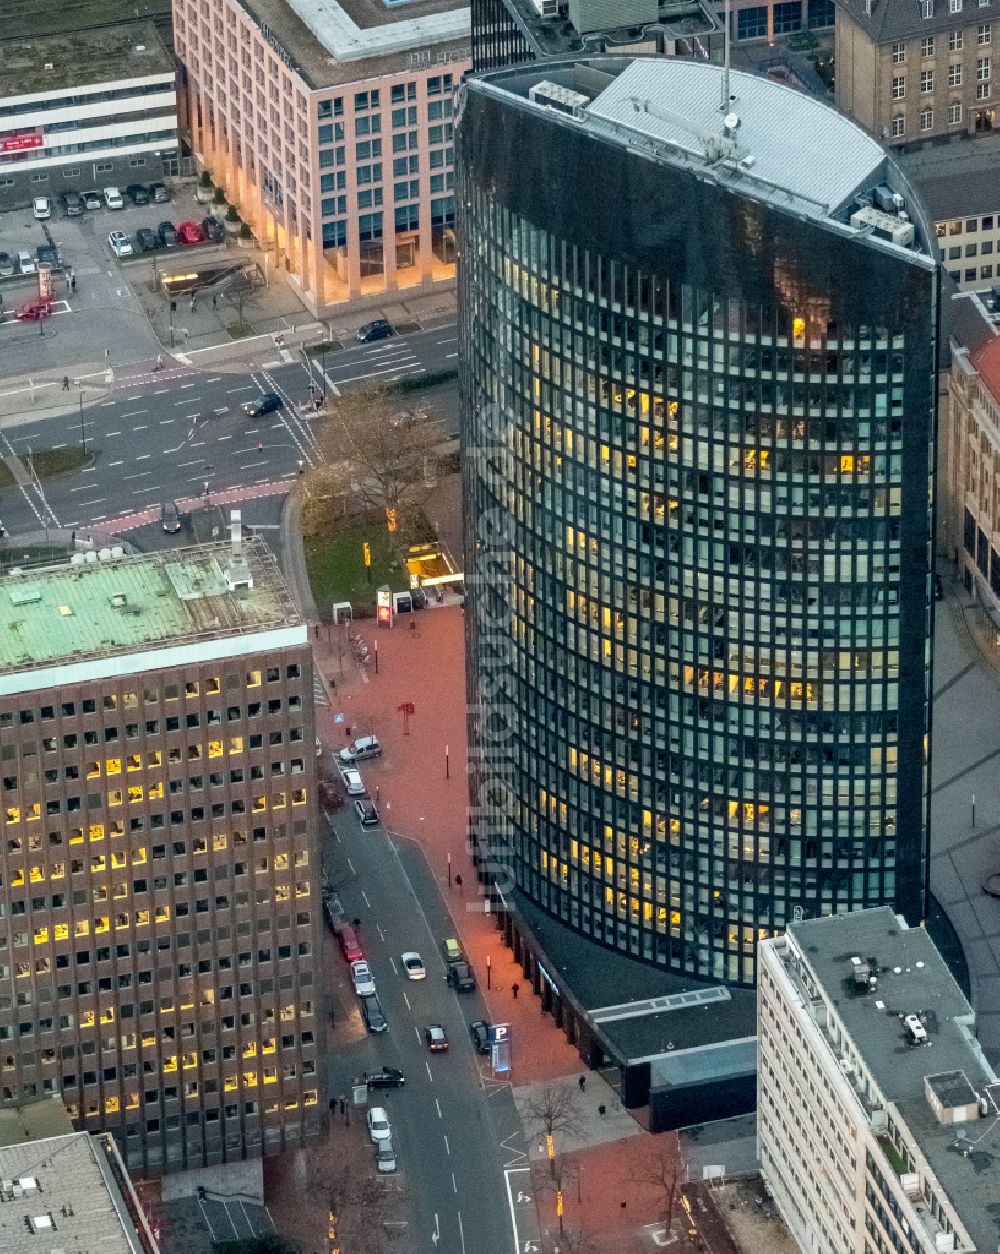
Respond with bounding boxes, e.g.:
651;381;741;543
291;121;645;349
528;0;560;14
528;80;590;117
904;1013;928;1044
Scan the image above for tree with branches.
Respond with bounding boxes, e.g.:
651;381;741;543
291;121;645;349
301;383;442;539
328;1163;402;1254
633;1137;682;1236
523;1082;583;1142
222;272;258;337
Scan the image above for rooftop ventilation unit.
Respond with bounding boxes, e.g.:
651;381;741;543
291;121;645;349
528;80;590;117
850;205;915;248
904;1013;928;1044
224;510;253;591
527;0;560;16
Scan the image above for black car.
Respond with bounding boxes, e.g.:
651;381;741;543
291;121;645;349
202;216;225;242
161;501;181;534
356;318;393;344
149;181;170;203
469;1021;491;1055
125;183;150;205
242;392;282;418
365;1067;405;1089
362;996;388;1034
158;221;178;248
35;244;60;269
135;227;158;253
446;961;476;994
62;191;83;216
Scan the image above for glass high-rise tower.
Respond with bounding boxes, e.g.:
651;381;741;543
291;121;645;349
460;57;938;987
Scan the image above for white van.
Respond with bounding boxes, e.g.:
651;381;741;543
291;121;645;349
339;734;381;764
17;250;35;275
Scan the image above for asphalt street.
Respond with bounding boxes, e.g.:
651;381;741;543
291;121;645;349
0;322;458;533
322;799;524;1254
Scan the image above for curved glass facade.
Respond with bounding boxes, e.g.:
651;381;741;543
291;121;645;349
460;62;938;986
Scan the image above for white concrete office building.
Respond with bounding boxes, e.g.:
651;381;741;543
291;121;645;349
758;907;1000;1254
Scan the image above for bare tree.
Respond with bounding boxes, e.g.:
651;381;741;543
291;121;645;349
523;1082;583;1141
304;383;442;535
328;1164;402;1254
555;1226;599;1254
633;1138;682;1235
222;273;258;336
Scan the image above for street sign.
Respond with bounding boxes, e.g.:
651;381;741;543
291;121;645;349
363;540;371;567
489;1022;511;1073
377;584;392;627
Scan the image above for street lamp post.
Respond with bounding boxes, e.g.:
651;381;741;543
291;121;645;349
79;390;87;455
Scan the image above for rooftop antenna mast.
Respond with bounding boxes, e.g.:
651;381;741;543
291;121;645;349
721;0;732;113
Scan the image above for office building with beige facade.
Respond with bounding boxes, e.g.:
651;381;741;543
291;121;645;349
835;0;1000;146
759;907;1000;1254
174;0;470;315
0;536;324;1175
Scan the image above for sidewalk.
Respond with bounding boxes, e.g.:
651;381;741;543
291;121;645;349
308;606;711;1252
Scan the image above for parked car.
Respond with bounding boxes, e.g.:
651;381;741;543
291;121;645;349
341;767;365;796
376;1138;397;1173
149;181;170;203
354;798;379;827
160;501;181;533
470;1020;492;1055
363;996;388;1034
241;392;282;418
442;938;463;965
202;216;225;242
35;244;60;268
334;922;362;962
0;252;14;277
365;1067;405;1089
81;189;102;211
424;1024;449;1052
16;250;35;275
32;196;51;220
103;186;124;209
157;221;178;248
401;951;426;980
108;230;133;259
135;227;158;253
176;220;204;245
447;961;476;994
339;734;382;764
62;191;83;216
356;318;393;343
350;959;376;998
367;1107;391;1143
125;183;150;205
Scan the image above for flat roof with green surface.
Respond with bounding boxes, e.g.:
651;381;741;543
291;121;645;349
0;539;305;696
0;21;173;98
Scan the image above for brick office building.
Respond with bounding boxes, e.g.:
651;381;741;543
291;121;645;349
0;537;324;1175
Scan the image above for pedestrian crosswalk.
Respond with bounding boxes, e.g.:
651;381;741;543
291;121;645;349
313;669;330;706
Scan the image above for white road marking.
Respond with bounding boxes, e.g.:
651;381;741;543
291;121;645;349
504;1168;532;1254
452;1172;457;1194
444;1136;450;1156
180;382;195;388
389;956;398;975
123;471;150;481
213;407;229;414
458;1211;466;1254
226;385;255;393
426;1061;433;1081
174;398;193;405
135;454;150;461
159;418;175;424
177;459;202;468
415;1026;423;1045
347;858;356;874
106;430;122;436
402;991;411;1011
109;460;123;467
153;388;169;395
121;409;147;417
126;394;142;400
133;425;148;431
361;890;371;908
100;400;116;407
217;433;232;440
436;336;458;344
435;1098;442;1119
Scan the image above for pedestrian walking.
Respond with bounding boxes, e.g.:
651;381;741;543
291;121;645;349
511;982;520;1001
578;1075;586;1092
155;354;163;371
338;1096;346;1116
211;294;217;310
62;375;70;390
257;442;263;453
598;1103;607;1118
69;274;76;293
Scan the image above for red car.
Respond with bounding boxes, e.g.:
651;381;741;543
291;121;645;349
334;923;362;963
176;220;205;245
